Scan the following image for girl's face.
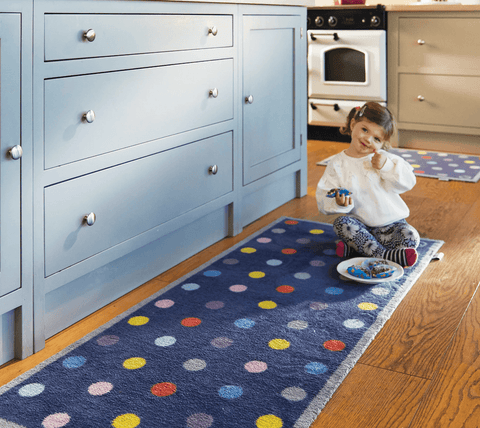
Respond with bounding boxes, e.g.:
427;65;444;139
346;118;386;158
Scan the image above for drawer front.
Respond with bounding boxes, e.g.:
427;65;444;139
398;74;480;129
44;59;233;168
44;14;233;61
44;132;233;277
398;18;480;72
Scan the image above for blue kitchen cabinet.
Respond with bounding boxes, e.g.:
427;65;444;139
0;1;33;366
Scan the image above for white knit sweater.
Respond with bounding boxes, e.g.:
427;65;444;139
316;150;416;228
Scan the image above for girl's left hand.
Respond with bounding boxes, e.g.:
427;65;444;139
371;150;387;170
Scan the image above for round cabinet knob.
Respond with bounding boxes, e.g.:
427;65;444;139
209;88;219;98
9;145;23;160
245;95;254;104
371;16;380;27
83;29;96;42
328;16;337;27
417;39;425;45
208;26;218;36
417;95;425;102
84;212;96;226
83;110;96;123
209;165;218;175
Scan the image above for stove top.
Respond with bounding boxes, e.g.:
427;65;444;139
307;5;386;30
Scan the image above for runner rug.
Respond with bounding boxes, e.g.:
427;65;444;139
0;218;444;428
317;147;480;182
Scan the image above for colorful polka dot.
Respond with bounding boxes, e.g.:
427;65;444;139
151;382;177;397
259;300;277;309
183;359;207;371
285;220;299;225
229;284;247;292
245;360;268;373
205;301;225;309
241;247;257;253
219;385;243;399
182;283;200;291
287;320;308;330
257;237;272;244
465;160;476;164
294;272;311;280
181;317;202;327
186;413;214;428
62;356;86;369
281;248;297;254
371;287;389;296
155;336;176;347
128;316;149;326
256;414;283;428
310;260;326;267
343;319;365;329
309;229;324;234
296;238;311;244
310;302;328;310
42;413;71;428
325;287;343;295
204;270;221;277
123;357;146;370
305;362;328;374
155;299;175;308
269;339;290;350
211;337;233;348
281;387;307;402
276;285;294;293
112;414;141;428
249;271;265;278
235;318;255;329
267;259;283;266
97;335;119;346
88;382;113;396
18;383;45;397
223;258;239;265
358;302;378;311
272;228;285;234
324;340;345;351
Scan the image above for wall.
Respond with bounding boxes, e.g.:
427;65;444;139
313;0;413;5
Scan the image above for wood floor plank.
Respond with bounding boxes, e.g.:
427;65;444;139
310;363;429;428
408;284;480;428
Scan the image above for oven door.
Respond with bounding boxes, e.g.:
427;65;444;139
308;30;386;101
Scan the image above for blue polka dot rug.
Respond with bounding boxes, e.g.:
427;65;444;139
317;147;480;182
0;218;444;428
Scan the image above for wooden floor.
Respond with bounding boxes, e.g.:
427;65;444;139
2;140;480;427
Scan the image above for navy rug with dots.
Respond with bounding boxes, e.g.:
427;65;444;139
317;148;480;182
0;218;443;428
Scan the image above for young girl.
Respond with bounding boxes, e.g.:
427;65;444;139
316;102;420;268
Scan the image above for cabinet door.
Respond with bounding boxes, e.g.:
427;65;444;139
243;15;302;185
0;14;21;297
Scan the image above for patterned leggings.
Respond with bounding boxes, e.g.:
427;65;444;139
333;216;420;258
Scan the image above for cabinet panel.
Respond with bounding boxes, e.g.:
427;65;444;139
44;59;234;168
398;18;480;73
44;14;233;61
0;14;21;298
44;132;233;277
242;15;301;185
398;74;480;129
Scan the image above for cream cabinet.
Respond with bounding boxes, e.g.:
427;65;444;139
388;11;480;153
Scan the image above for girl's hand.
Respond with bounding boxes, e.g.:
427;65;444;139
371;150;387;170
335;190;352;207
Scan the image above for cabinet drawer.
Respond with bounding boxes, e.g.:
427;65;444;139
398;18;480;72
44;14;233;61
44;59;233;168
44;132;233;277
398;74;480;129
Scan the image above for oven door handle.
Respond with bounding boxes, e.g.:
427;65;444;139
310;32;339;42
310;102;340;111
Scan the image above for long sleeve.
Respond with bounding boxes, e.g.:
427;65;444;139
378;154;416;193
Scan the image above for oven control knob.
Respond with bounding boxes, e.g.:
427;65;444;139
371;16;381;27
315;16;324;27
328;16;337;27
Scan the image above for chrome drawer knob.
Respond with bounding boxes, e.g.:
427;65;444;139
245;95;254;104
417;95;425;102
9;145;23;160
417;39;425;45
209;165;218;175
84;29;96;42
209;88;219;98
84;212;96;226
208;26;218;36
83;110;96;123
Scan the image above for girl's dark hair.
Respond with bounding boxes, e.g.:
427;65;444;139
340;102;396;149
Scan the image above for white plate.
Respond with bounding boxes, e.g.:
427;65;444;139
337;257;404;284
